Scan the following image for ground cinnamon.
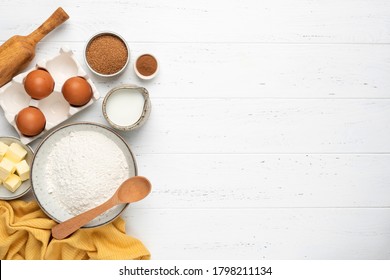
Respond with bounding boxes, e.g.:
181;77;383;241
136;54;158;76
86;34;128;75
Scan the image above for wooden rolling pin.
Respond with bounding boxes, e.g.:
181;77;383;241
0;7;69;87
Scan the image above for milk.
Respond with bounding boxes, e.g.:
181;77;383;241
105;88;145;126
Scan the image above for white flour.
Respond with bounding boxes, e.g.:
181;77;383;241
44;130;129;216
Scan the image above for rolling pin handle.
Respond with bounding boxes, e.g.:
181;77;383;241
27;7;70;45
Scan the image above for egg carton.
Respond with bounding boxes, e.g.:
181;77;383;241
0;47;100;144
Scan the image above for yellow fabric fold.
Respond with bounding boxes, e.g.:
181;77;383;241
0;200;150;260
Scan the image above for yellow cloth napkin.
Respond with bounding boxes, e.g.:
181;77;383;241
0;199;150;260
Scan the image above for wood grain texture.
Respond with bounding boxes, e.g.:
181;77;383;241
23;42;390;99
123;208;390;259
0;0;389;43
13;97;390;154
1;0;389;260
133;154;390;208
67;98;390;154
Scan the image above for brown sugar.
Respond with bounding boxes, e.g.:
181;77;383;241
136;54;158;76
86;34;128;75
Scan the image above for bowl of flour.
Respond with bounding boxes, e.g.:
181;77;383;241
31;122;137;227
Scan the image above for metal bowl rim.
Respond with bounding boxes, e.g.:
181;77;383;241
30;121;138;228
84;31;130;78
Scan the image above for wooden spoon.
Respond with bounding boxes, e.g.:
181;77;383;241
51;176;152;240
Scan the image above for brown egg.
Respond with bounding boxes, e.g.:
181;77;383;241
16;107;46;137
62;77;93;107
24;69;55;100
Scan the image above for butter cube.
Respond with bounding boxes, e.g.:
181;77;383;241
3;173;22;192
0;141;8;160
5;143;27;163
0;157;16;181
15;160;30;181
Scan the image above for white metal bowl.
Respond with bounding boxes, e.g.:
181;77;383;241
84;31;130;78
30;122;137;228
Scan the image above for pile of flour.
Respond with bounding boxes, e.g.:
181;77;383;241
44;130;129;216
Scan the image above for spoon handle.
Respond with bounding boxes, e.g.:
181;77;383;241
51;198;117;239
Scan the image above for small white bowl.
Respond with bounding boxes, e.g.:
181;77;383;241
0;137;34;200
84;31;130;78
134;54;159;80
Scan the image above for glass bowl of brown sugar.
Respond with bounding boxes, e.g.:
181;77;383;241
84;31;130;77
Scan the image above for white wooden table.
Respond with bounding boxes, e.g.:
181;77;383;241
1;0;390;259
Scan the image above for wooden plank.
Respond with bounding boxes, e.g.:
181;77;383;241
29;42;390;99
123;208;390;259
132;154;390;208
64;98;390;154
0;0;389;43
4;98;390;153
18;153;390;208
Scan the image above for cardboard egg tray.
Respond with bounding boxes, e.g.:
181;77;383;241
0;47;100;144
